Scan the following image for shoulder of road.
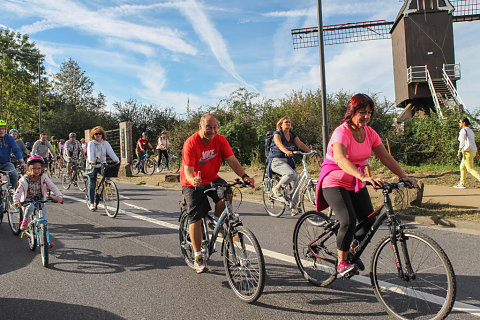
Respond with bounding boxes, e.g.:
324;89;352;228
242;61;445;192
114;171;480;234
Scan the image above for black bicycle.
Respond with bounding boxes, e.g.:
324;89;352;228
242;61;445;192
61;159;86;191
179;179;265;303
0;170;22;235
83;163;120;218
293;180;456;320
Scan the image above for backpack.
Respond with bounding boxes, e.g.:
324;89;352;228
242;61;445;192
264;131;275;158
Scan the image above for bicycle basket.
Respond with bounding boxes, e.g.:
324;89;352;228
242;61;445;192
102;163;120;177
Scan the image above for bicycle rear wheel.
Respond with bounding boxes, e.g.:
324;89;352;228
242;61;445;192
170;154;181;173
262;176;286;217
371;231;456;320
39;223;49;267
293;211;338;286
179;213;195;268
223;225;265;303
145;159;156;175
7;189;22;235
102;180;119;218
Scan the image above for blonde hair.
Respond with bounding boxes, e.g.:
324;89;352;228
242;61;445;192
90;126;107;140
276;116;291;130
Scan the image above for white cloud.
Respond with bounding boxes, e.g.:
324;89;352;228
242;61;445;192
206;82;243;99
5;0;197;55
176;0;256;91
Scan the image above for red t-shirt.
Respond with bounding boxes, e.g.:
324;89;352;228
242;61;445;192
136;138;149;151
180;132;234;187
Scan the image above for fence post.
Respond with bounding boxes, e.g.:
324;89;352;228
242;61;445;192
118;121;133;177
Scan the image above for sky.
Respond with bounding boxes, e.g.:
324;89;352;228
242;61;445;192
1;0;479;115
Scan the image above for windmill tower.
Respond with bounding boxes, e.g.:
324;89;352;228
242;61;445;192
291;0;480;120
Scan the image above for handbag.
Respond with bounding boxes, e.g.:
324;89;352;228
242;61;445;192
85;162;96;177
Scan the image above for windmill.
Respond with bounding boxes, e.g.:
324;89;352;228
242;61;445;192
291;0;480;121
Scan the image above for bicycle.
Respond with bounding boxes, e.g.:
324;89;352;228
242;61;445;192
293;180;456;320
179;179;266;303
49;155;63;178
0;170;23;235
83;162;120;218
131;150;156;175
20;198;60;268
156;151;181;173
61;159;86;191
262;151;321;217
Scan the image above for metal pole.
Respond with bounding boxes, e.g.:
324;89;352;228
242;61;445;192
317;0;329;158
37;57;41;134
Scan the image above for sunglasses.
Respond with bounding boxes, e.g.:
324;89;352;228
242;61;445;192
94;133;102;136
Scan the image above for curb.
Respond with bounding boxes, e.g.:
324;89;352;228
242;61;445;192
399;214;480;232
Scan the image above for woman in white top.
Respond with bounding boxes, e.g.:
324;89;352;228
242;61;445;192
454;117;480;188
86;126;120;210
156;130;171;171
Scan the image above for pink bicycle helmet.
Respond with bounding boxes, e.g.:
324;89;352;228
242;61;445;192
27;155;45;166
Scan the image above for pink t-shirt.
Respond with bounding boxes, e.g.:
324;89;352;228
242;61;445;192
322;122;382;190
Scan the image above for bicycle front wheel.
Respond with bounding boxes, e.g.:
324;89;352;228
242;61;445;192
170;154;181;173
371;231;456;320
39;223;49;267
299;180;317;214
145;159;156;175
262;176;286;217
7;189;22;235
102;180;119;218
75;171;86;192
61;173;71;190
223;225;265;303
293;211;338;286
131;159;140;175
179;213;195;269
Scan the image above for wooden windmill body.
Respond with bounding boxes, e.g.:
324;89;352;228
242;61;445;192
291;0;480;119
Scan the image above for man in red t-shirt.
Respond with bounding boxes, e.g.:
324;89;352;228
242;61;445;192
135;132;154;172
180;113;254;273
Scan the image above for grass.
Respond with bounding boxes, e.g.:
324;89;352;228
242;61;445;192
403;203;480;222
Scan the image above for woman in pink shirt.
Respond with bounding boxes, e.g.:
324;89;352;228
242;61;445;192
317;93;417;277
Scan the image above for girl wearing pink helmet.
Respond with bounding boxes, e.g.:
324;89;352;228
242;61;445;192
13;155;64;237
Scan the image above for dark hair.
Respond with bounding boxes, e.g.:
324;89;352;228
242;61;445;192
343;93;375;124
461;117;471;126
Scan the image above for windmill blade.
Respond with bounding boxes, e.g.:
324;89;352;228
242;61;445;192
291;20;393;49
451;0;480;21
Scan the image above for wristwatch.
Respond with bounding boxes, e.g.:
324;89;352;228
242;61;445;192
241;173;249;180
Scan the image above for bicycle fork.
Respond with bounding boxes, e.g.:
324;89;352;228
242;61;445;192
388;225;416;282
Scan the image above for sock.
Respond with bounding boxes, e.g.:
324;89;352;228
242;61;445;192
194;251;202;258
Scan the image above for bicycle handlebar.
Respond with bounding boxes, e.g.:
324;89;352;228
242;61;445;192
20;197;60;206
292;150;317;156
197;178;251;193
365;179;414;191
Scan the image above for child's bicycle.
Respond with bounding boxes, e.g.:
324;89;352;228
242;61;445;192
178;179;266;303
131;150;156;175
0;170;23;235
293;180;456;320
20;198;60;268
83;163;120;218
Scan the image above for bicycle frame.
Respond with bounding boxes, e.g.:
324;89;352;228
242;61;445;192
22;202;51;246
203;195;234;256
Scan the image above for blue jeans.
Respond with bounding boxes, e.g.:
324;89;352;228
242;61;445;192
0;162;19;189
87;167;101;205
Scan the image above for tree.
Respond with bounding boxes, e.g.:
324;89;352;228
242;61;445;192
0;29;45;136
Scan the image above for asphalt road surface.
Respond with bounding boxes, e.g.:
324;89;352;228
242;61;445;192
1;180;479;319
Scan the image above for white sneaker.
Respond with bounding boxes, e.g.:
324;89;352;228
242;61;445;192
291;208;298;216
89;203;96;211
272;185;283;197
453;184;466;189
155;168;160;173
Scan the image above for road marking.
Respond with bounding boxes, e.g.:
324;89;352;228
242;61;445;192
63;194;480;317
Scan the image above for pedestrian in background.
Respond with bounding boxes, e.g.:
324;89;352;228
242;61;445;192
453;117;480;189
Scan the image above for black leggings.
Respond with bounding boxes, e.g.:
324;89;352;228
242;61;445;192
157;149;169;167
322;187;374;252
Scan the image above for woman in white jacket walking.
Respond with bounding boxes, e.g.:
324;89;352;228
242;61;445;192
454;117;480;188
86;126;120;211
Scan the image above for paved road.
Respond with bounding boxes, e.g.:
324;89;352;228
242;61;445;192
1;180;479;319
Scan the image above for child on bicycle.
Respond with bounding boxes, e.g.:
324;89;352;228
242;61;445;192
13;155;64;234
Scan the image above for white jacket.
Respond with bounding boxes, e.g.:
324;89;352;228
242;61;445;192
87;140;119;168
